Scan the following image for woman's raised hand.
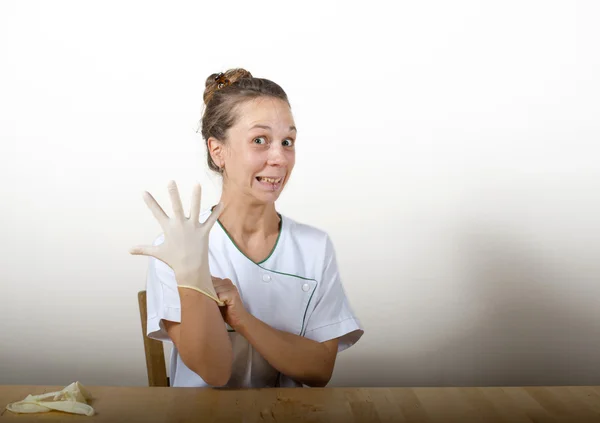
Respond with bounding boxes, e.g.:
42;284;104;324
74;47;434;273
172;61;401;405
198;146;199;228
130;180;224;305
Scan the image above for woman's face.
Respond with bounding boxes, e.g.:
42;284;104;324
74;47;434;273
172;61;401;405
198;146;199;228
214;97;297;205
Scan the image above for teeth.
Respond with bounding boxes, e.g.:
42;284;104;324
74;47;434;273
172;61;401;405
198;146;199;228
259;177;281;183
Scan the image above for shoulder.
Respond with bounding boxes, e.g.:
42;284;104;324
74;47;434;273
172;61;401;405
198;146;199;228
198;208;333;246
280;214;337;265
283;214;329;243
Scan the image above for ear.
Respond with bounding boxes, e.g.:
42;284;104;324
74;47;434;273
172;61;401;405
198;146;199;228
207;136;225;168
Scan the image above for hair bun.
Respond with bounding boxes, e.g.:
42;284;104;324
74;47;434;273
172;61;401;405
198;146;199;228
203;68;253;105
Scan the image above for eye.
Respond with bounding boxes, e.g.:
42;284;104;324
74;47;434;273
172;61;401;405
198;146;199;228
282;139;294;147
253;137;267;145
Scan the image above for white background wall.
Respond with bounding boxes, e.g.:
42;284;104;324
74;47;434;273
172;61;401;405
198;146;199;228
1;0;599;387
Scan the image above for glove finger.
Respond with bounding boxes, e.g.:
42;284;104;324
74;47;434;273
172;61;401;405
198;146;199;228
203;202;224;230
167;180;185;221
129;244;161;259
142;191;169;229
6;401;51;414
36;401;95;416
189;183;202;224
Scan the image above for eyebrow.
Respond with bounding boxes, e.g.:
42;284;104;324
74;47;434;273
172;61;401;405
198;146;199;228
249;124;297;132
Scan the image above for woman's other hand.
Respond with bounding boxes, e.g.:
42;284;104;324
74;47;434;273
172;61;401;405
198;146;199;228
213;277;249;330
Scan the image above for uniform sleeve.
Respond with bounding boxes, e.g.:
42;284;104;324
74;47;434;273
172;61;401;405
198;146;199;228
145;234;182;343
302;235;364;353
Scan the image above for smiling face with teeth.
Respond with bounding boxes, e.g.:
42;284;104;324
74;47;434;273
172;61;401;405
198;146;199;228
208;96;296;205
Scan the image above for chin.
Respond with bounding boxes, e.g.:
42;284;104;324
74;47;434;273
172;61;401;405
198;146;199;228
252;179;287;203
257;191;281;204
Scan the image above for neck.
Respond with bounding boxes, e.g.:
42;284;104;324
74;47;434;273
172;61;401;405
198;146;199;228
216;188;280;240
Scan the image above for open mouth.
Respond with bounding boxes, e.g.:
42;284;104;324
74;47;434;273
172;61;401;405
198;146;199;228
255;176;284;191
256;176;283;184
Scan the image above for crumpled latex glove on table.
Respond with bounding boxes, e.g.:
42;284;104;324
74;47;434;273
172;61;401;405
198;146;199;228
5;381;94;416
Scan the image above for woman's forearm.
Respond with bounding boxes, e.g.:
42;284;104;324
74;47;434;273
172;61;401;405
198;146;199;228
177;288;233;385
235;314;336;387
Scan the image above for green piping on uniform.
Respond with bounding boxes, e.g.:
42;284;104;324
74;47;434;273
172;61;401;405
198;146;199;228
213;207;318;336
257;216;282;264
216;212;282;265
254;264;317;335
301;284;317;336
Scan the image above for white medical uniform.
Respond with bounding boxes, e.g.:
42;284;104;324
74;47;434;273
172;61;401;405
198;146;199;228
145;208;364;388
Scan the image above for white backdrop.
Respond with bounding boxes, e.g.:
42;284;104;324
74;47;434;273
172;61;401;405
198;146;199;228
1;0;599;387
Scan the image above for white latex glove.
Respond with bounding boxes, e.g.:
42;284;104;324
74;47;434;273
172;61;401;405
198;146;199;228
130;181;224;305
5;381;95;416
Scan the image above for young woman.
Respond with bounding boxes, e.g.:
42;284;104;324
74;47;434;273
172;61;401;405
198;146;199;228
131;69;363;388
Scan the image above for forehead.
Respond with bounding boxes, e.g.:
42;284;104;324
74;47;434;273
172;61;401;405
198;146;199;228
233;97;294;129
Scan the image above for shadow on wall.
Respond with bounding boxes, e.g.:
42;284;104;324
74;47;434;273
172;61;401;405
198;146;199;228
335;221;600;387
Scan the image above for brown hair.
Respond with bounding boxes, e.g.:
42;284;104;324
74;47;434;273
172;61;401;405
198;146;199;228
200;68;290;173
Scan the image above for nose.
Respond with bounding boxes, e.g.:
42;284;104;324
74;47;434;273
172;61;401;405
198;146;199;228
267;143;288;167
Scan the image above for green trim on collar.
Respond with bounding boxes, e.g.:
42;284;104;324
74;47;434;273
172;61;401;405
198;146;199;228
208;205;317;336
213;207;282;265
256;215;282;264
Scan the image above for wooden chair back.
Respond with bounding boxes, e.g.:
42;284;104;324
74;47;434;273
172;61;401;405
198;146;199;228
137;290;169;387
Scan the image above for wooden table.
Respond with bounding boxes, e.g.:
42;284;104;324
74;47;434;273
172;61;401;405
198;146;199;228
1;385;599;422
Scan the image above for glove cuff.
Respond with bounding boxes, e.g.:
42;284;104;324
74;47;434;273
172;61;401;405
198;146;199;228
179;285;225;306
